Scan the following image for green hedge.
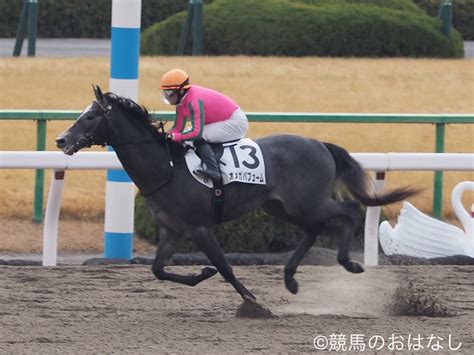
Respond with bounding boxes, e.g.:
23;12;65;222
413;0;474;40
141;0;463;57
289;0;426;13
134;193;365;253
0;0;194;38
310;0;473;40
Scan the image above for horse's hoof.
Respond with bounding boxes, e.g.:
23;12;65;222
285;278;299;294
236;297;274;319
243;294;257;302
201;266;218;278
343;260;365;274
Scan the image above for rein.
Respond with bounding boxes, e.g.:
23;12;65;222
111;139;159;146
158;122;174;168
140;122;173;198
94;103;170;149
129;122;175;197
89;99;176;196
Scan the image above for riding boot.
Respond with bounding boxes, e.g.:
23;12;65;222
194;139;221;181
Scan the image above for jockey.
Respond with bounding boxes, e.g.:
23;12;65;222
160;68;249;181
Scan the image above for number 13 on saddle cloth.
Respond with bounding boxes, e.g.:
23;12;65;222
185;138;266;188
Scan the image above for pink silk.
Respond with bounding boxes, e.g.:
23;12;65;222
168;85;239;142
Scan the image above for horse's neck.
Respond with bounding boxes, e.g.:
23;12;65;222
112;142;170;194
109;106;172;193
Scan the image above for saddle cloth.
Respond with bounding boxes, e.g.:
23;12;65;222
185;138;266;188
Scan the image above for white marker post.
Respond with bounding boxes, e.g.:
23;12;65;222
104;0;142;259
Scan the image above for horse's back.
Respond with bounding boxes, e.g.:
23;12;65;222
256;134;333;164
256;134;336;184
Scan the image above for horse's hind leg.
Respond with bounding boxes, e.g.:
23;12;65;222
192;227;256;300
276;199;363;294
284;223;324;294
263;200;325;294
152;228;218;286
329;200;365;274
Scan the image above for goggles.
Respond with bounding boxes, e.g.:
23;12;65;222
162;89;178;105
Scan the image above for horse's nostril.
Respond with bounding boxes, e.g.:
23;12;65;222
56;137;66;147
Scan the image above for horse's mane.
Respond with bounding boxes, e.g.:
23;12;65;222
104;92;184;159
104;92;163;132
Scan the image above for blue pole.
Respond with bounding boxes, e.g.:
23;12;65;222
105;0;142;259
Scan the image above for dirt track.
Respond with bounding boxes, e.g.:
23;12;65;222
0;264;473;354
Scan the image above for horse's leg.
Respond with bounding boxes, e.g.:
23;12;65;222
333;200;365;274
262;200;324;294
286;199;364;274
151;228;218;286
283;223;324;294
192;227;256;300
264;197;363;294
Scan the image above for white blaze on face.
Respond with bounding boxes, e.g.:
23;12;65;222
77;104;94;120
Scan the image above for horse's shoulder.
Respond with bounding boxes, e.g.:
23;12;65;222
168;141;187;162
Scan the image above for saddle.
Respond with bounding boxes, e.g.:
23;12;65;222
184;138;266;223
184;138;266;188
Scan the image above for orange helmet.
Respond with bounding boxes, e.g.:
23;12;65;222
160;69;191;90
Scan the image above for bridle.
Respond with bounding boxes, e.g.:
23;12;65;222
88;100;160;147
76;101;112;149
91;101;175;166
95;99;112;116
77;101;176;196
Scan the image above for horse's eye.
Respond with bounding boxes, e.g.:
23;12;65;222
85;115;96;120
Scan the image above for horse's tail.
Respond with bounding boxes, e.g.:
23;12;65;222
324;142;421;206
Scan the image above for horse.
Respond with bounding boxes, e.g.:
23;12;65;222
56;85;419;301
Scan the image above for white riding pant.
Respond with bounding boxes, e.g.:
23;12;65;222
202;108;249;143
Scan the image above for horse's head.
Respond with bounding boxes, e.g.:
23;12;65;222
56;85;112;155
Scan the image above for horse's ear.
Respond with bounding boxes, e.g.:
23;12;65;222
93;84;104;102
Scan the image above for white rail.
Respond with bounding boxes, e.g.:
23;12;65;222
1;151;473;266
1;151;473;171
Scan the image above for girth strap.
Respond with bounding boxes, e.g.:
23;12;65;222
212;175;225;224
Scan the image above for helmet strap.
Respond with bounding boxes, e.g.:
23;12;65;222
178;78;190;90
175;79;189;104
162;77;190;104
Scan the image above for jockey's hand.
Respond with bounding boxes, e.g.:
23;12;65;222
166;133;174;141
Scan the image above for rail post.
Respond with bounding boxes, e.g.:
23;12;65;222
433;123;445;218
105;0;142;259
364;172;386;266
177;0;194;55
192;0;203;55
13;0;28;56
33;114;46;223
26;0;38;56
42;170;65;266
12;0;38;57
439;1;453;36
177;0;203;55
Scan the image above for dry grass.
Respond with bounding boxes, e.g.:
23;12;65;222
0;57;473;222
0;218;155;253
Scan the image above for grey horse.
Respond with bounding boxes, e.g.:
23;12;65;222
56;86;419;301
